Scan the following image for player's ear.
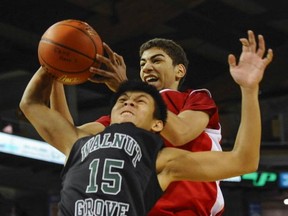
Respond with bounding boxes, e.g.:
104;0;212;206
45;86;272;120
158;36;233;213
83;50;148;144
175;64;186;81
151;120;164;133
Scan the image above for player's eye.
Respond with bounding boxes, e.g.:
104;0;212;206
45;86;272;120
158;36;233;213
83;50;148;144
136;99;145;103
152;58;161;64
117;97;127;103
136;97;149;104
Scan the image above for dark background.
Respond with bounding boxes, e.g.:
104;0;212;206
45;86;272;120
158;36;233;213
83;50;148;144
0;0;288;215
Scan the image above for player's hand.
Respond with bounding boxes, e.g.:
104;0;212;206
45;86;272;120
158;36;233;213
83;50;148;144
228;30;273;90
89;43;128;92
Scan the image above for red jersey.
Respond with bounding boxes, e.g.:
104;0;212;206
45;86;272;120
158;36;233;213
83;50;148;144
96;89;224;216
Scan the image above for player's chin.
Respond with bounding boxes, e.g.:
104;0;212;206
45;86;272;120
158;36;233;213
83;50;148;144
120;120;137;127
115;117;136;125
145;81;162;90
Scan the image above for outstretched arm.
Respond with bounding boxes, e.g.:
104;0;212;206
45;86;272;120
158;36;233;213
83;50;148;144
157;30;273;190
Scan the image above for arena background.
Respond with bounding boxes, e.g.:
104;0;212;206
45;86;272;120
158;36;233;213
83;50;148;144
0;0;288;215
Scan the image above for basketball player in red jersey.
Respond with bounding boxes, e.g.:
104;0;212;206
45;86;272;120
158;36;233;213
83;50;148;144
51;30;271;215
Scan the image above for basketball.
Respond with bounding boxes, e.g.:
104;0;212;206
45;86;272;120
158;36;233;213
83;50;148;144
38;19;103;85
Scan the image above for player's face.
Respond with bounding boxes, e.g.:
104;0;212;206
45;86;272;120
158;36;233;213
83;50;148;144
140;48;179;90
111;91;160;131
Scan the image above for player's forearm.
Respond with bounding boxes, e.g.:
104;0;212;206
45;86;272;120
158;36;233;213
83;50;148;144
233;86;261;173
160;110;208;146
19;67;54;136
50;81;74;124
20;67;52;110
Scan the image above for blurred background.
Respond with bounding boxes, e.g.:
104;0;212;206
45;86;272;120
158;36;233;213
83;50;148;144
0;0;288;215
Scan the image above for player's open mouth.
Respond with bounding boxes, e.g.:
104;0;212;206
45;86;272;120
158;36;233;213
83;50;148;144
144;76;158;83
121;111;134;116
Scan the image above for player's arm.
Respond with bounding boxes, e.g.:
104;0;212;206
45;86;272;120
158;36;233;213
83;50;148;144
50;70;106;135
157;30;273;190
77;121;106;134
160;109;209;146
50;80;74;124
49;43;124;133
19;67;90;156
158;85;261;190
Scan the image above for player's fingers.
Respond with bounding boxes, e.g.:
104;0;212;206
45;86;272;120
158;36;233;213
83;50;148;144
103;43;114;58
256;35;266;57
89;67;112;78
103;43;120;66
96;53;114;67
264;49;273;66
114;53;125;66
240;38;250;52
248;30;256;52
228;54;237;68
89;73;113;84
88;75;106;83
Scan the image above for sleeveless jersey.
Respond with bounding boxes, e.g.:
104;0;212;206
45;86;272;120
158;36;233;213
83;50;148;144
148;89;224;216
59;122;164;216
96;89;224;216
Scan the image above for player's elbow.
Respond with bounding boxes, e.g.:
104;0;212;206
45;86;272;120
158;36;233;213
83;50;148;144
19;97;37;119
19;98;30;115
164;134;192;146
247;160;259;173
237;157;260;175
161;160;183;183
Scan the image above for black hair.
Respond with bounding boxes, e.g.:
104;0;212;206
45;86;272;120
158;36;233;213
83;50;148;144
139;38;189;89
110;80;167;124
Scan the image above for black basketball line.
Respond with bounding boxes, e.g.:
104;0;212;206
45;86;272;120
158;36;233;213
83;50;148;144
39;53;90;75
39;41;94;74
40;38;95;61
56;22;98;54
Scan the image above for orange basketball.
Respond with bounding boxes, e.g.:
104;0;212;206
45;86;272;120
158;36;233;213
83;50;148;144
38;19;103;85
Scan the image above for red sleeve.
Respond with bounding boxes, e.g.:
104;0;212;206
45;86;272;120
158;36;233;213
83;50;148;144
95;115;111;127
160;89;219;129
183;90;217;117
183;90;219;129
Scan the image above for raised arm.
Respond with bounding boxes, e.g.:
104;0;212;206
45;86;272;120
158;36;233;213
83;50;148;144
157;30;273;190
19;67;90;156
50;70;106;135
49;42;127;134
50;81;74;124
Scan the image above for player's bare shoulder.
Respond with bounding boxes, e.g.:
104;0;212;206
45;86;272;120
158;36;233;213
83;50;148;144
78;121;106;135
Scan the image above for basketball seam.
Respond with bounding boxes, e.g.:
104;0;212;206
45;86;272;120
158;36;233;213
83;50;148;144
40;38;95;62
39;51;93;74
57;22;98;55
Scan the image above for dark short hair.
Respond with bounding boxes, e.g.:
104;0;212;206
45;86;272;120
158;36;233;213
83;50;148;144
110;80;167;124
139;38;189;88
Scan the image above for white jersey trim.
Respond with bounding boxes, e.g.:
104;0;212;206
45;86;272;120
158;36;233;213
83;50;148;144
190;88;212;98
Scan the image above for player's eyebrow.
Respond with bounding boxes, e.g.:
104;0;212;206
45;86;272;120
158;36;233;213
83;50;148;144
119;92;150;101
140;53;165;62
